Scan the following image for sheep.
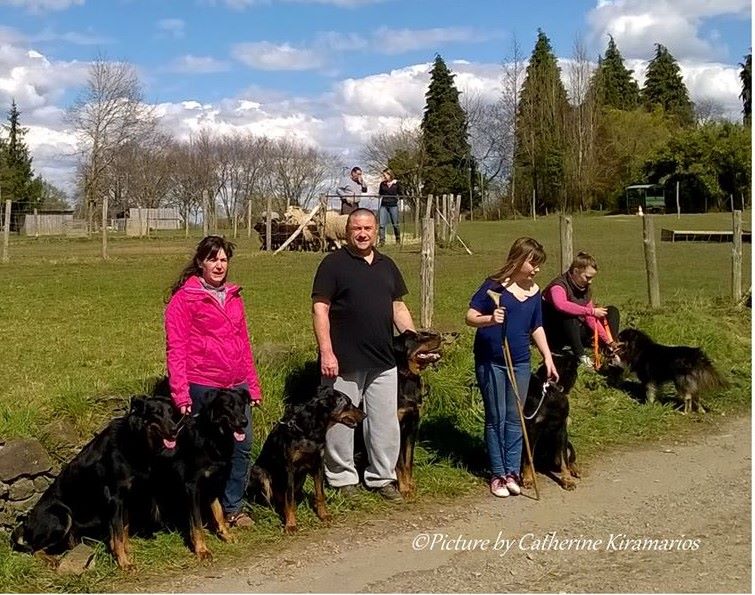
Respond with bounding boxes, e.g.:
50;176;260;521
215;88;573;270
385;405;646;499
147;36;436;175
284;206;350;250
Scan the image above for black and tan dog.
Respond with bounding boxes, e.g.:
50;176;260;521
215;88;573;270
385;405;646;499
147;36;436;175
521;353;581;491
392;329;443;496
248;386;365;534
615;328;726;414
11;396;179;569
151;388;249;560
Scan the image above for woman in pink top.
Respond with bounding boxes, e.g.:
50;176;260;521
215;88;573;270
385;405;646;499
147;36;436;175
165;235;262;528
541;252;620;369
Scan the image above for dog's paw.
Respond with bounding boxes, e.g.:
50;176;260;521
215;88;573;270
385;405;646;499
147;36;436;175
219;530;237;544
316;511;332;523
560;476;577;491
284;524;298;535
569;465;581;479
195;549;213;562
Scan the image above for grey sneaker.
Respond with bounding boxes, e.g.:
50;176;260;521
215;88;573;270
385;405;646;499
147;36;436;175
375;483;402;502
579;355;595;370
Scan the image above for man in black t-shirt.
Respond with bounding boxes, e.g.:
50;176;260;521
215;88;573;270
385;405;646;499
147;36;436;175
311;208;415;501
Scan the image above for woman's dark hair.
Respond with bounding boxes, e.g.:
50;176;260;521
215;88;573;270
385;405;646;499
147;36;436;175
169;235;236;297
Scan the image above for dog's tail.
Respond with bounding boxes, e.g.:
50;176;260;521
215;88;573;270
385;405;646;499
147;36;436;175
693;354;727;394
247;466;273;506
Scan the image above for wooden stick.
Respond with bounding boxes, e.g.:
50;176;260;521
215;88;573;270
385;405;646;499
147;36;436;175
434;207;473;255
273;204;321;254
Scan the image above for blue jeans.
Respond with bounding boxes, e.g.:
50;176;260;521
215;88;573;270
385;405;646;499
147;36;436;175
189;383;252;515
379;204;400;243
475;361;531;477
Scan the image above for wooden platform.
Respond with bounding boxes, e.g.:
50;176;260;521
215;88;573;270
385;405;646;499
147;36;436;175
661;228;752;243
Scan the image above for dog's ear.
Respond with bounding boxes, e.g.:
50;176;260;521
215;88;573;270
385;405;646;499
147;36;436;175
128;396;148;431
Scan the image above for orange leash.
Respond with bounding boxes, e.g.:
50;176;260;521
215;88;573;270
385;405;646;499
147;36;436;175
593;324;601;369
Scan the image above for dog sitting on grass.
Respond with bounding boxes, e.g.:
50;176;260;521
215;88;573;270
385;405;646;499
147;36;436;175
11;396;179;570
615;328;726;414
247;386;365;534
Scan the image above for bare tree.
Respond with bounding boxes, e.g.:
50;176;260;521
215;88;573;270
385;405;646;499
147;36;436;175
361;124;425;197
267;138;334;211
67;55;157;231
565;35;599;211
498;35;525;216
694;98;726;125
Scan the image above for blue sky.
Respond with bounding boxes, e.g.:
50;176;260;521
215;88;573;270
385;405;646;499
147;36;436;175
0;0;751;191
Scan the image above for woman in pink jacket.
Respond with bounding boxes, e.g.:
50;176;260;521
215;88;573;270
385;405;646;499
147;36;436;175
165;235;262;528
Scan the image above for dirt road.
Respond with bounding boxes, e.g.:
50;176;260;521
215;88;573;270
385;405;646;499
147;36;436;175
162;416;751;593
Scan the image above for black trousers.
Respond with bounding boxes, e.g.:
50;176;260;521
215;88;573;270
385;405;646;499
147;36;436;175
544;305;620;357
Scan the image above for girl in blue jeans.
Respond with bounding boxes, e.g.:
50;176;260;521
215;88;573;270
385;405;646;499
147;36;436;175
465;237;558;498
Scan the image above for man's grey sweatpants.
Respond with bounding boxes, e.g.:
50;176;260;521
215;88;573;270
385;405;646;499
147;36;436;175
323;367;399;489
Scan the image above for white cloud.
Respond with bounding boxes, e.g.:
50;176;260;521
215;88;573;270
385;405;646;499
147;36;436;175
156;18;186;40
371;27;503;55
0;0;84;12
231;41;326;70
588;0;750;61
30;27;111;45
167;54;231;73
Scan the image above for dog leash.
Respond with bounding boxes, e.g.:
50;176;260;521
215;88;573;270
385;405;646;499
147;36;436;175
523;381;552;421
486;289;540;501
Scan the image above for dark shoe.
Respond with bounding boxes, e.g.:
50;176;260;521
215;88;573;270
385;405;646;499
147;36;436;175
335;484;361;497
375;483;402;502
225;511;254;528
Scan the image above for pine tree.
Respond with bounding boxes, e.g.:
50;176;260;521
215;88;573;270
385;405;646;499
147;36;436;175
740;52;751;125
0;100;41;217
641;44;694;125
592;36;640;110
420;55;472;197
514;29;570;212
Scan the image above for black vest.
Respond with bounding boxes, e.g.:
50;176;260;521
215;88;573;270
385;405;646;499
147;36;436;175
544;271;591;306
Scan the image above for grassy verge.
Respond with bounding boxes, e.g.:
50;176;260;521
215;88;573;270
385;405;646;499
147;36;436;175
0;213;750;591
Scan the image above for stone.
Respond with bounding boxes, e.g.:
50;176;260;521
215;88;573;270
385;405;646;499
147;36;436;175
8;478;36;501
0;440;52;482
11;491;41;511
0;481;8;498
33;475;52;492
57;543;96;576
0;507;18;528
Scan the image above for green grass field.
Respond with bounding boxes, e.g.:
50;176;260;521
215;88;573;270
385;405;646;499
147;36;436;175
0;211;750;592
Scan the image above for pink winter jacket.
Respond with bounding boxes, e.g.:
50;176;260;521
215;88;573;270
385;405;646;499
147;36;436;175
165;275;262;409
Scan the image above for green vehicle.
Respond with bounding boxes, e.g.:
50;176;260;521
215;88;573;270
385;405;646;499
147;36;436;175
625;184;666;214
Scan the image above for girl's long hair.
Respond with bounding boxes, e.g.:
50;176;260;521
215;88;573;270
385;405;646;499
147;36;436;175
168;235;236;297
489;237;546;285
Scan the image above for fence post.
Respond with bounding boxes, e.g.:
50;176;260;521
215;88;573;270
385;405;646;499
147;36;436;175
202;190;209;237
101;197;108;260
266;195;273;252
2;199;10;263
413;196;420;239
34;208;39;238
732;210;743;302
424;194;434;220
420;217;435;328
559;215;573;272
247;199;252;238
319;195;327;253
642;215;661;308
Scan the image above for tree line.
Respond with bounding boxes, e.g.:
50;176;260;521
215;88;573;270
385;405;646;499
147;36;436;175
368;32;752;216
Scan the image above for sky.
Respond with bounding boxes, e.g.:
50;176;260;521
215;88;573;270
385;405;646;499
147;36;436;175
0;0;751;194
